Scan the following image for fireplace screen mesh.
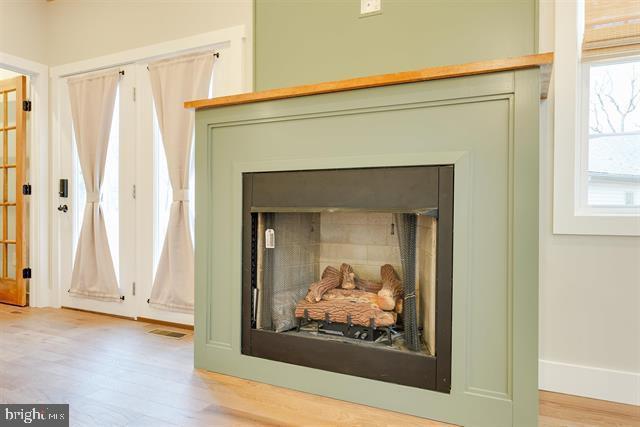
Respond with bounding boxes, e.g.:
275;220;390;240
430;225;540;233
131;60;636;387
257;212;320;332
252;210;437;356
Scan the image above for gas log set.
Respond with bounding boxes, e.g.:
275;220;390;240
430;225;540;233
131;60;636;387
294;263;406;342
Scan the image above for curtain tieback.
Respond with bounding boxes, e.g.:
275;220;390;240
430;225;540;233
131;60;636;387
86;191;100;203
173;189;190;202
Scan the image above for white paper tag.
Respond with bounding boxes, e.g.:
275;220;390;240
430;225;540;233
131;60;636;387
265;229;275;248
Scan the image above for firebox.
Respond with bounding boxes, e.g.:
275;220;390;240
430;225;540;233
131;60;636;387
242;165;453;391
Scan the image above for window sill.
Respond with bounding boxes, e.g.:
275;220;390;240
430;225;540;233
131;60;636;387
553;210;640;236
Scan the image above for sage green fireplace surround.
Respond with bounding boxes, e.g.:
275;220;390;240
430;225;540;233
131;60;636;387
193;65;542;426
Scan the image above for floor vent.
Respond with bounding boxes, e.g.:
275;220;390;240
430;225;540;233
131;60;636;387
148;328;187;339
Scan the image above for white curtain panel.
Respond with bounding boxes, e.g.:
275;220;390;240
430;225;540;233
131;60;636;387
68;70;121;301
148;52;214;312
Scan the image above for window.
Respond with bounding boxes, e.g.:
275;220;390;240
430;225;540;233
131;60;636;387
551;0;640;235
579;0;640;214
581;58;640;212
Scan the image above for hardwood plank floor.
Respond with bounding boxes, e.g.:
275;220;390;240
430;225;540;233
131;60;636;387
539;391;640;427
1;305;638;426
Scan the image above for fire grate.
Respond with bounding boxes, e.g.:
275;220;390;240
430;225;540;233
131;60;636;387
148;328;187;339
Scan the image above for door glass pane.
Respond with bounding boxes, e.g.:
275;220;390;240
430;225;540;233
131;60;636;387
153;107;171;272
69;130;87;257
7;129;15;164
102;90;119;279
72;134;85;254
0;93;4;128
153;108;196;272
7;243;15;279
7;91;15;128
151;66;211;276
7;206;15;241
0;130;4;164
189;140;195;240
7;167;15;203
72;90;120;282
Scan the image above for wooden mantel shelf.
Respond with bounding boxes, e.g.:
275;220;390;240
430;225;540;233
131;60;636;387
186;52;553;110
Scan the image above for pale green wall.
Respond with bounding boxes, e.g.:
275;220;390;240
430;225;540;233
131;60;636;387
254;0;537;90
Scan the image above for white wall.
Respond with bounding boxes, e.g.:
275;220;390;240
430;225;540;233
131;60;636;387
46;0;252;87
2;0;253;84
46;1;251;62
538;0;640;405
0;1;48;64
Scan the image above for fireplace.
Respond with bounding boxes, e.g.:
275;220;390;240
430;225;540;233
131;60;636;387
242;166;453;391
193;55;548;425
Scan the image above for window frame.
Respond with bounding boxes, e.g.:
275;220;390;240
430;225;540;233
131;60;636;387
552;0;640;236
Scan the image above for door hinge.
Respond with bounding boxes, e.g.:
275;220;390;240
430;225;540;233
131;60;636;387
22;100;32;112
22;268;32;279
132;184;136;199
132;282;136;296
22;184;32;195
133;87;136;102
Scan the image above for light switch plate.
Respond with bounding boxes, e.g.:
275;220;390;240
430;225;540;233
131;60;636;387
360;0;382;16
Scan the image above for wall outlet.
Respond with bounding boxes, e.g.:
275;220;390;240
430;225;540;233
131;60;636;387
360;0;381;16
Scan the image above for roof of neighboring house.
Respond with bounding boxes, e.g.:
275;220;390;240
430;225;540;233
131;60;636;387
588;133;640;177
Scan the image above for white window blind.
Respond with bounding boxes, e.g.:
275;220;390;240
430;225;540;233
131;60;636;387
583;0;640;59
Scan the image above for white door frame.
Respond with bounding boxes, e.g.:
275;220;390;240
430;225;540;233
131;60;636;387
50;26;248;319
0;52;49;308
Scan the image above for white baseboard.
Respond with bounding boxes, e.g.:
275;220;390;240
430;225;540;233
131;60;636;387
539;359;640;406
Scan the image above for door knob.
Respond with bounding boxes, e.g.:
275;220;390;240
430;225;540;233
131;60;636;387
57;204;68;213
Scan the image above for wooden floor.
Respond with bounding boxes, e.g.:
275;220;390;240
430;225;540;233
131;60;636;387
1;306;638;426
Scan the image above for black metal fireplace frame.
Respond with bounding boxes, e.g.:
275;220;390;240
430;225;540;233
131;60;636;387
241;166;453;392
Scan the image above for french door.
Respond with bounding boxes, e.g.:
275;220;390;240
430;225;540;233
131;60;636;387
58;66;136;317
56;64;196;325
0;76;27;306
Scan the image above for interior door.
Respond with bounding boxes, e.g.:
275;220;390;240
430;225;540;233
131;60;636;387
0;76;27;306
57;66;136;317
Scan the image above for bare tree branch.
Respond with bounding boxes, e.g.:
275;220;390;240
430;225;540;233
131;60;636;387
590;65;640;133
590;103;603;133
597;92;617;133
605;75;640;132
